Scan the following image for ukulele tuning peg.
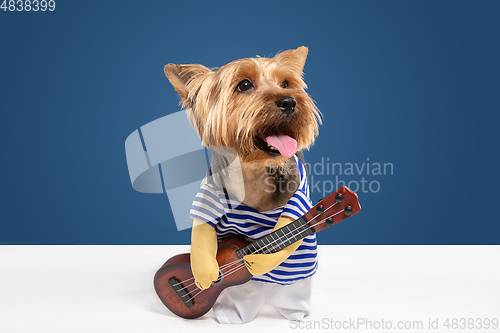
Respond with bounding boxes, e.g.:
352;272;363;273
335;193;344;203
316;205;325;214
325;217;333;227
344;206;353;216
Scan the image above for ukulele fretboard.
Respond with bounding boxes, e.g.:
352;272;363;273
236;216;314;258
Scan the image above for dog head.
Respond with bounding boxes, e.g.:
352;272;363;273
164;46;321;166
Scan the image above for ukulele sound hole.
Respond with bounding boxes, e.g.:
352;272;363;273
211;269;224;286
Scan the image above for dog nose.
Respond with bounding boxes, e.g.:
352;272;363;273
276;97;296;116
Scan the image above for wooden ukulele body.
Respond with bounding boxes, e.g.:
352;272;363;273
154;235;252;319
153;186;361;320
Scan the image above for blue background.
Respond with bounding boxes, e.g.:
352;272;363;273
1;0;498;245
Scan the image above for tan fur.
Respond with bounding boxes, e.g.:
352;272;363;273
164;47;321;212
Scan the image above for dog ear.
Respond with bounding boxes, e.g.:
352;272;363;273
274;46;308;73
164;64;211;102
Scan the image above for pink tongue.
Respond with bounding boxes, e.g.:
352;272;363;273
263;133;297;158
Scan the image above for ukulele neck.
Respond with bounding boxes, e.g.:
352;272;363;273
236;216;314;258
235;185;362;259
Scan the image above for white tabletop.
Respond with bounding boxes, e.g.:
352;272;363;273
0;245;498;333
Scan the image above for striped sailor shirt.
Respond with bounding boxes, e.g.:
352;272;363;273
189;155;318;285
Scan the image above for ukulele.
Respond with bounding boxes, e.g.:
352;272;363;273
153;185;361;319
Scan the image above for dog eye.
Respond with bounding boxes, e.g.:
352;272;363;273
237;79;254;92
280;80;289;88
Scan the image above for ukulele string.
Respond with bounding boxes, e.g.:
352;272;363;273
181;205;346;304
171;246;256;288
175;200;340;288
179;202;342;296
207;209;345;284
177;199;342;293
245;201;339;256
173;216;311;290
183;209;346;304
223;201;344;273
175;258;249;292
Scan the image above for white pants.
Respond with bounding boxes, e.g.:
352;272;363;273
213;277;312;324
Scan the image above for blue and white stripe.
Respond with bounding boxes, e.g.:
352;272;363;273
190;155;317;285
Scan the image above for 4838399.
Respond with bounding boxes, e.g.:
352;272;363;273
1;0;55;11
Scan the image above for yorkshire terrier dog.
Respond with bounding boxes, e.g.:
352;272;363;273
164;46;321;323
